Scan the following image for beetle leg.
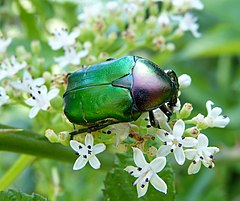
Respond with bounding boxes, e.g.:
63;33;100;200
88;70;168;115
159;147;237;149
69;119;116;136
159;104;172;122
69;125;107;137
149;110;160;129
106;58;115;61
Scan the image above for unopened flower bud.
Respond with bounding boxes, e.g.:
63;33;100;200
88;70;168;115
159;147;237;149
166;43;175;51
31;40;41;54
147;146;157;157
179;103;193;118
185;127;200;137
178;74;191;89
108;32;117;43
43;71;52;83
58;131;70;146
45;129;59;143
16;46;27;57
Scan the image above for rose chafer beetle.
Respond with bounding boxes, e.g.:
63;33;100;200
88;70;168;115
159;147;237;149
63;56;179;135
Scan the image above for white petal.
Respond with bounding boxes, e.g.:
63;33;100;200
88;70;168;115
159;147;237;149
89;155;101;169
124;166;139;177
47;88;59;100
77;49;88;58
156;130;168;142
206;100;214;114
40;85;48;94
188;161;201;174
150;173;167;194
73;156;88;170
157;145;171;157
11;82;26;91
93;143;106;155
172;119;185;137
69;30;80;40
49;40;62;50
174;147;185;165
206;147;219;155
185;149;197;160
70;140;85;154
212;116;230;128
25;98;36;107
208;107;222;119
54;56;69;67
197;134;208;148
136;179;149;198
33;78;45;86
85;134;94;147
29;106;40;118
150;157;166;173
132;147;148;168
182;137;198;147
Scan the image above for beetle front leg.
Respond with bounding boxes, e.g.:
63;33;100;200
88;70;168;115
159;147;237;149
159;104;172;121
149;110;160;129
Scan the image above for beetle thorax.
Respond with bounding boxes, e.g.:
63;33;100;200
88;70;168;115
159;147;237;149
132;60;173;112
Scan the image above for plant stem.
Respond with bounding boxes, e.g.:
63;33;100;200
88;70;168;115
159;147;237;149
0;126;75;163
0;154;35;191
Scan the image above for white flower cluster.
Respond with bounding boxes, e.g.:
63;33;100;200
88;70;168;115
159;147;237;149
11;71;59;118
47;0;203;66
0;33;59;118
48;28;88;68
69;73;230;198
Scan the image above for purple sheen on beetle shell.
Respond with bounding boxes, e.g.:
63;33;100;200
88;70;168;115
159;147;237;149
132;60;172;111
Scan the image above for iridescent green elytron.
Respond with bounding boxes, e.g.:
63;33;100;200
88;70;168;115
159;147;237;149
63;56;179;135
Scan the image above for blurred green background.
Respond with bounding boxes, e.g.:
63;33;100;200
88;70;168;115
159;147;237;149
0;0;240;200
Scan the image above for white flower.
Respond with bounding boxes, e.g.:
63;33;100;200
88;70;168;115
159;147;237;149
205;100;230;128
123;3;139;17
0;87;9;106
191;100;230;129
0;36;11;54
48;28;80;50
11;71;45;93
0;56;27;80
70;134;106;170
157;11;171;27
171;0;204;10
25;85;59;118
157;119;197;165
178;74;191;89
106;1;119;12
54;47;88;67
78;2;103;22
125;148;167;198
185;134;219;174
173;13;201;38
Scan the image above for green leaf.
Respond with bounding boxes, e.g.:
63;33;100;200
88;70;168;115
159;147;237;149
104;152;176;201
0;129;23;134
0;189;50;201
0;124;75;163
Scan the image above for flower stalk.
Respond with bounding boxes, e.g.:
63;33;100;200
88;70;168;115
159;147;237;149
0;154;35;191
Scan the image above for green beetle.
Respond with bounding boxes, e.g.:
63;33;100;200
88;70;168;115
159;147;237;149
63;56;179;135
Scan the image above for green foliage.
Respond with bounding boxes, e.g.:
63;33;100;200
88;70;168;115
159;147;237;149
0;189;50;201
104;153;176;201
